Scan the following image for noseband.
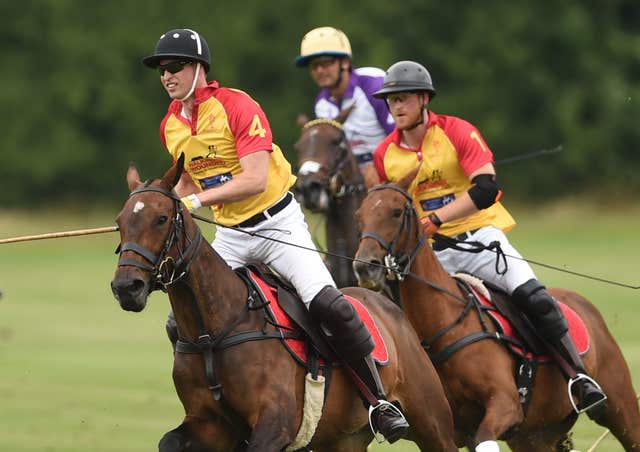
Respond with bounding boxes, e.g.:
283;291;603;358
359;184;425;280
116;186;203;291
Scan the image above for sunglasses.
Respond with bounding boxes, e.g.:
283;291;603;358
309;57;337;70
157;60;192;76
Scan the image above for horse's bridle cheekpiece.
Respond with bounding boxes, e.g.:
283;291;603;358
115;186;203;292
359;184;425;281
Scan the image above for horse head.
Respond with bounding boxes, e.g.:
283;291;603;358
353;166;423;291
110;154;201;312
293;119;361;212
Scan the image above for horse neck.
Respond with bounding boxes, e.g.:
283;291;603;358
325;151;363;251
325;192;363;287
167;228;249;342
400;241;465;335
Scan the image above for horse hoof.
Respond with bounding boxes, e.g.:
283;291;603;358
159;431;186;452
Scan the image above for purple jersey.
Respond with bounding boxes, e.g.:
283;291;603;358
314;67;394;164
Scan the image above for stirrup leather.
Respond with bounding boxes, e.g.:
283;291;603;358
368;400;407;444
567;373;607;414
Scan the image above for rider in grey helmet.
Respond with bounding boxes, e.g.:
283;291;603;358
371;60;606;452
373;60;435;131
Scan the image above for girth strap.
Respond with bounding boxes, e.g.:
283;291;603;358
176;329;302;401
425;331;503;364
175;330;302;354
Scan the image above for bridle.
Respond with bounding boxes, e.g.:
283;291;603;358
299;119;365;200
358;184;425;281
115;185;203;292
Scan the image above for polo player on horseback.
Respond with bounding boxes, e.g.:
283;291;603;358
369;59;607;451
141;27;409;443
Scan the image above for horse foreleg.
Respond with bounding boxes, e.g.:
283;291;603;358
473;391;523;452
245;405;298;452
159;417;240;452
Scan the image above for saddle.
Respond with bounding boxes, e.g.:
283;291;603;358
426;273;590;412
459;275;590;363
236;263;389;368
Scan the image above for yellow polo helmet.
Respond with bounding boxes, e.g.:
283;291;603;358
294;26;352;67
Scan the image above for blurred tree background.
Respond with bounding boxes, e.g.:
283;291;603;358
1;0;638;208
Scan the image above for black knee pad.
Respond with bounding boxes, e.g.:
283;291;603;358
310;285;374;360
512;279;568;340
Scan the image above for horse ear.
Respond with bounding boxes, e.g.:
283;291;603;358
126;162;143;192
397;163;422;191
162;153;185;189
296;113;310;128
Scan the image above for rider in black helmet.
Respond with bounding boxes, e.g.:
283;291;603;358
142;28;410;445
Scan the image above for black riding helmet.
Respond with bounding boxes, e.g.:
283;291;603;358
373;61;436;99
142;28;211;73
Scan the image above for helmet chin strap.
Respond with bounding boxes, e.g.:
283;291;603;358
178;62;201;102
332;66;346;90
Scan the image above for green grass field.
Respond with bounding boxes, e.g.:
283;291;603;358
0;201;638;451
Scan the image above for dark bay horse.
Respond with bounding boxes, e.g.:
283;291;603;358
110;157;457;451
294;119;366;288
353;178;640;451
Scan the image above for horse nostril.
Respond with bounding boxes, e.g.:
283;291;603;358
111;278;145;298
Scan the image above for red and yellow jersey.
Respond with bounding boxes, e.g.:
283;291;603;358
160;81;296;226
373;110;515;236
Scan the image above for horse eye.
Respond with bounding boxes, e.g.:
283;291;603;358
157;215;168;225
392;208;402;218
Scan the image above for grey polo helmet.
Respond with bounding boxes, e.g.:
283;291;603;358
142;28;211;73
373;61;436;99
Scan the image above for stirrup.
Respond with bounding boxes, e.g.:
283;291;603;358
368;400;408;444
567;373;607;414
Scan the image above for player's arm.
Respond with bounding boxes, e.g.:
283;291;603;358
434;163;498;223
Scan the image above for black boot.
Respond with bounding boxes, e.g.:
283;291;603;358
351;355;409;443
513;279;607;419
554;333;607;419
309;286;409;443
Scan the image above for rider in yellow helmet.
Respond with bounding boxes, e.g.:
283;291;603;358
295;27;394;188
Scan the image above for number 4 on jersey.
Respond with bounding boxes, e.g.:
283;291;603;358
249;114;266;138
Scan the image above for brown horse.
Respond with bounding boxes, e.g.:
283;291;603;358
353;178;640;451
110;157;457;452
294;119;366;289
